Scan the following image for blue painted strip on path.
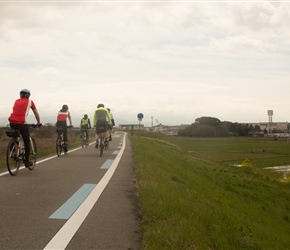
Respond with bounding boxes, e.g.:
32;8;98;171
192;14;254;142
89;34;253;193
117;146;122;148
49;183;96;220
101;159;114;169
113;150;119;155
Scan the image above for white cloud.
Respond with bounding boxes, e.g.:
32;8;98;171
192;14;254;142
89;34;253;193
0;2;290;126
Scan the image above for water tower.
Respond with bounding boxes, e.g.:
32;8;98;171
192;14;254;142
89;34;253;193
267;110;273;133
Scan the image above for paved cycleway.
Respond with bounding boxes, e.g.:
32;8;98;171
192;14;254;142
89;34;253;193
0;131;140;250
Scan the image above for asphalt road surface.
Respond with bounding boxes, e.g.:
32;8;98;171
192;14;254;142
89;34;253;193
0;131;140;250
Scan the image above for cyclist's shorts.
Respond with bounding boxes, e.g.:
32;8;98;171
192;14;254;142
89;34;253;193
81;125;88;132
81;127;87;133
56;126;64;134
96;123;108;134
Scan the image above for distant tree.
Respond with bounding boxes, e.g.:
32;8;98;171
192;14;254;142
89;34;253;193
224;121;259;136
216;123;230;136
195;117;221;127
179;117;260;137
254;125;261;132
178;116;229;137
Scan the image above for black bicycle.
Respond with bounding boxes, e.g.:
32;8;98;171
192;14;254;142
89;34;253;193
80;129;89;148
99;131;109;157
56;125;73;156
6;124;41;176
56;127;67;156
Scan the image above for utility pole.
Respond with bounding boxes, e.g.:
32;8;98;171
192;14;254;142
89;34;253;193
267;110;273;134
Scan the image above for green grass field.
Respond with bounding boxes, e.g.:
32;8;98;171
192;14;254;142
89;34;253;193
130;131;290;249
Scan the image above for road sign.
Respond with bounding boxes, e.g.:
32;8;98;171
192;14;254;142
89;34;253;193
137;113;144;120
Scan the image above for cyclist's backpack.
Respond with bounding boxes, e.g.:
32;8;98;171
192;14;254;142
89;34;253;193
96;109;107;124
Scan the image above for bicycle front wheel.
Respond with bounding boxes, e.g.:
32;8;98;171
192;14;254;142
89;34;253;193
6;139;20;176
56;138;62;156
28;137;37;170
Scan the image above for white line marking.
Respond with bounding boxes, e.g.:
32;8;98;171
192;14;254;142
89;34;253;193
0;145;87;177
43;133;127;250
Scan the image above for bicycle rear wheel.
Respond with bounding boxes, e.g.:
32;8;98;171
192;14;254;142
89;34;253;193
6;139;20;176
99;132;105;156
100;141;104;157
104;140;109;150
81;133;86;148
28;137;37;170
56;138;62;156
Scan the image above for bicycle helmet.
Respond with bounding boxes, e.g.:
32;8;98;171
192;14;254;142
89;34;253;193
84;114;88;118
62;104;68;110
20;89;31;98
97;104;104;108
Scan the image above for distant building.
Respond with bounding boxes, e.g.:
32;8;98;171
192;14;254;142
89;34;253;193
119;124;145;130
147;124;190;135
251;122;288;133
118;123;190;135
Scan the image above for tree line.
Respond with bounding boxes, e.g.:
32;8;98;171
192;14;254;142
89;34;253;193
178;116;262;137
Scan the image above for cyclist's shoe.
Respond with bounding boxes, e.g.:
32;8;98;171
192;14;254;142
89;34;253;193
24;161;33;168
109;135;112;141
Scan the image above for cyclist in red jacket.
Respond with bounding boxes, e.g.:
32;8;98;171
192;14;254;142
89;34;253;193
56;104;72;152
8;89;41;167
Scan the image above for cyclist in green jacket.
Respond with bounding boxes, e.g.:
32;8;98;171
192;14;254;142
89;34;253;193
80;114;91;142
94;104;112;148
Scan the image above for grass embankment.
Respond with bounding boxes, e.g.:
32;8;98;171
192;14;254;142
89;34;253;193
130;132;290;249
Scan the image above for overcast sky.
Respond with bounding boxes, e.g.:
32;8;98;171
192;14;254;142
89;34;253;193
1;1;290;127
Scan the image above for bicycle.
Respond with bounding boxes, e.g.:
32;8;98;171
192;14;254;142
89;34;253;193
56;126;68;156
99;131;109;157
6;124;41;176
80;128;89;148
